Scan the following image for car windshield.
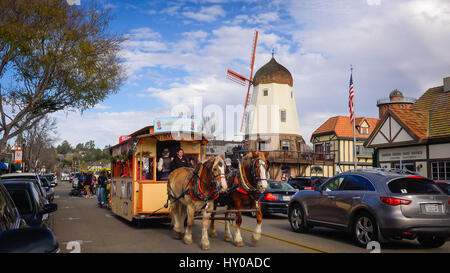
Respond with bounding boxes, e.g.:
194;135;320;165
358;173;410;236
5;188;34;215
388;178;442;195
268;181;294;191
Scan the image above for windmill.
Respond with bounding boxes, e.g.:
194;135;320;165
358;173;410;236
226;30;259;133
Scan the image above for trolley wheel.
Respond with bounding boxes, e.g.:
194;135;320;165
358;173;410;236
133;218;144;228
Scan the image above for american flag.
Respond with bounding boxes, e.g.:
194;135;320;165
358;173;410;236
349;71;355;124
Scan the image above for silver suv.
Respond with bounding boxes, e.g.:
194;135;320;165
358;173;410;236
288;169;450;248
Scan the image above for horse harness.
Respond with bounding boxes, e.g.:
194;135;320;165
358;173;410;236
167;161;224;204
228;156;267;197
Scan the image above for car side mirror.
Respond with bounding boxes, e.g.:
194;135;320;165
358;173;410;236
42;203;57;214
0;228;59;253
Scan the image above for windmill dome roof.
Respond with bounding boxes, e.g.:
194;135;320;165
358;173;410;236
389;89;404;99
252;57;293;86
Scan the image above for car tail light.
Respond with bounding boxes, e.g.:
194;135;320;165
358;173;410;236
380;197;411;206
304;187;314;190
263;193;278;201
408;176;424;179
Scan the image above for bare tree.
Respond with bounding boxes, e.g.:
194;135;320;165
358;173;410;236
0;0;126;153
22;116;57;172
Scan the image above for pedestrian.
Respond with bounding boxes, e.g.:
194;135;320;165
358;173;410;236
170;148;190;170
97;171;107;207
84;173;91;198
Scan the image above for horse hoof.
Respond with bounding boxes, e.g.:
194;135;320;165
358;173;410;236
183;237;193;245
201;243;210;250
210;231;218;238
173;231;183;240
233;240;245;247
225;236;233;242
251;235;261;244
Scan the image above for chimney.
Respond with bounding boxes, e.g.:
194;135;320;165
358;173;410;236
444;77;450;93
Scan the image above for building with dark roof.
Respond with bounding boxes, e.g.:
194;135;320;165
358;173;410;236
365;76;450;182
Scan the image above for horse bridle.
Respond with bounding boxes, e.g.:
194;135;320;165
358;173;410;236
189;158;226;201
250;158;268;184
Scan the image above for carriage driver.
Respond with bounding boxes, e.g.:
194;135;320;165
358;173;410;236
170;147;190;170
157;148;173;181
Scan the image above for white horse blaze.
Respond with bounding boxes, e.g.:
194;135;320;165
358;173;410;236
258;160;268;192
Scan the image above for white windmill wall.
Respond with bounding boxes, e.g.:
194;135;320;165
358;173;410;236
246;82;302;137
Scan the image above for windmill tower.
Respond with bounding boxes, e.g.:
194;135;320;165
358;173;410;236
245;52;303;152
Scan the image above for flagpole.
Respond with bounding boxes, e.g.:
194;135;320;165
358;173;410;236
351;65;357;170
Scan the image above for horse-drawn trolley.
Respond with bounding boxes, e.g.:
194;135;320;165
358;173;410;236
108;121;208;224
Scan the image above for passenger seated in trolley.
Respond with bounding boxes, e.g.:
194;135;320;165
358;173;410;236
157;148;172;181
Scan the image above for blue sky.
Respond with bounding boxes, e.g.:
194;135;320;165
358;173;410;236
53;0;450;148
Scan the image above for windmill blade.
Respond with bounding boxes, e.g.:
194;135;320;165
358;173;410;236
240;30;259;132
226;69;248;86
249;30;259;76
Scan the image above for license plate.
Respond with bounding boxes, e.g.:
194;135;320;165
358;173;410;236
424;204;440;213
282;196;291;201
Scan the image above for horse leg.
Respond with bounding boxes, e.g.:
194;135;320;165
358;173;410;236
224;211;233;242
251;200;262;244
183;203;195;245
209;201;217;238
233;202;244;247
201;201;213;250
171;202;183;240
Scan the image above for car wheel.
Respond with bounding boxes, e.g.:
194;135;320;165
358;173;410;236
352;212;378;248
418;235;447;248
288;203;309;233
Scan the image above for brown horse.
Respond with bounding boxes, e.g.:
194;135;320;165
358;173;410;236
167;155;227;250
210;152;269;246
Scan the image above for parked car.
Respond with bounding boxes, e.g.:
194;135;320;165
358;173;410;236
39;176;55;203
288;168;450;248
1;180;57;228
0;182;59;253
253;180;298;217
1;173;49;202
288;176;328;191
43;174;57;187
436;182;450;195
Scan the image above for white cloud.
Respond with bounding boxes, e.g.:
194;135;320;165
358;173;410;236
182;5;226;22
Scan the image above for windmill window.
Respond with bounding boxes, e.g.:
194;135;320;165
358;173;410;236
263;89;268;96
281;110;286;123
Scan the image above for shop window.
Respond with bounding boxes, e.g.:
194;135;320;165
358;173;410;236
432;161;450;181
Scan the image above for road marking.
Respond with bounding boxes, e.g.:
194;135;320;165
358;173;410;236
63;240;93;245
105;214;114;218
216;220;329;253
62;217;80;221
54;195;60;199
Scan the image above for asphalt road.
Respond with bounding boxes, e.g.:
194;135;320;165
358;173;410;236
52;181;450;253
